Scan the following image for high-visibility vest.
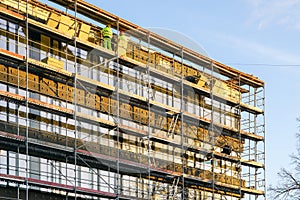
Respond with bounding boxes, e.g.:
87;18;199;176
118;34;129;49
119;34;129;43
102;26;112;38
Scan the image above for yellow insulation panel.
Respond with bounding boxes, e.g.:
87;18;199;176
58;15;75;36
41;57;64;70
0;64;7;81
47;12;61;28
78;23;91;41
0;0;49;21
41;34;50;52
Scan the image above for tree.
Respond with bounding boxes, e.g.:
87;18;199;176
269;123;300;199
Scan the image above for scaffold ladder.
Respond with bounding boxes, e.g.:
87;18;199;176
148;84;155;100
170;177;180;199
150;141;157;168
141;72;155;100
167;113;179;137
140;137;156;167
125;79;134;93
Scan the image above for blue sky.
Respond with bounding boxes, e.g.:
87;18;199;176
90;0;300;197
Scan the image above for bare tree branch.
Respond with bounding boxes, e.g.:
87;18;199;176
269;119;300;200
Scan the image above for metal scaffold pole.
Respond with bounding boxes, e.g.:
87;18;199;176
238;73;242;199
263;86;266;200
210;60;215;199
74;0;78;199
116;19;120;199
25;0;29;199
16;2;21;200
147;31;151;200
180;47;184;200
255;89;258;200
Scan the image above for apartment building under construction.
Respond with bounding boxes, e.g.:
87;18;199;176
0;0;265;199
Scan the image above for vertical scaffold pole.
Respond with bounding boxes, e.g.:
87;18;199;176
254;87;258;200
25;1;29;199
74;0;78;199
146;31;151;200
17;2;21;198
116;19;120;199
238;73;242;199
263;85;266;200
210;60;215;199
180;47;184;200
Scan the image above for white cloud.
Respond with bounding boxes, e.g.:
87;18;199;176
218;34;300;64
246;0;300;30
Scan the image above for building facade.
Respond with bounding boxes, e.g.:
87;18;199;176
0;0;265;199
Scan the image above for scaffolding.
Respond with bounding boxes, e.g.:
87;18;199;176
0;0;265;199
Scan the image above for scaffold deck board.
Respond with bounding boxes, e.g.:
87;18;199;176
0;173;117;198
0;6;25;20
241;159;264;168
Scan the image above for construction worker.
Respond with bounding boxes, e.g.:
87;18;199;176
117;30;130;57
102;24;113;50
